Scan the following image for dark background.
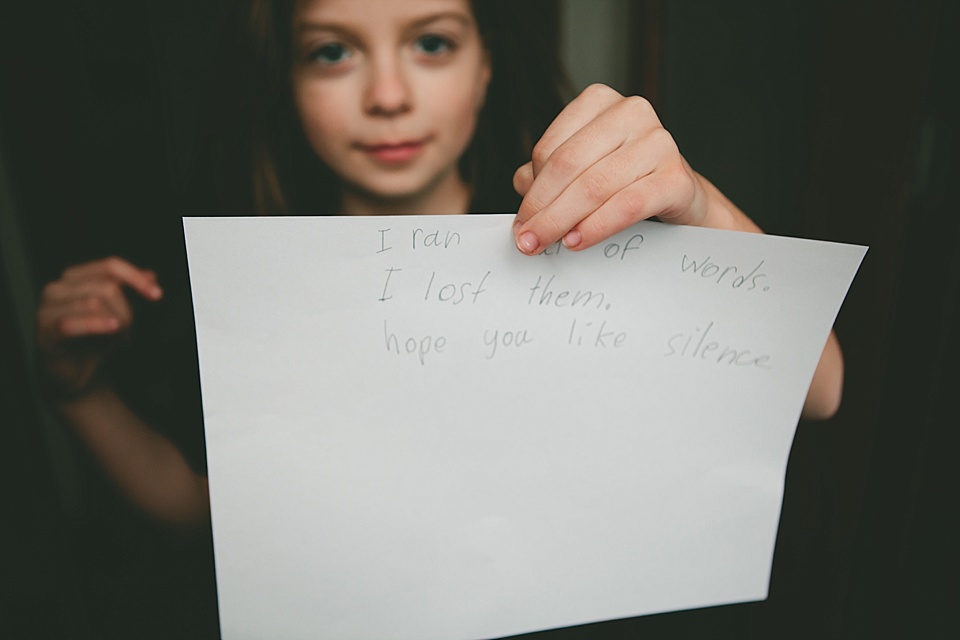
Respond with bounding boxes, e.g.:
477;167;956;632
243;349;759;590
2;0;957;638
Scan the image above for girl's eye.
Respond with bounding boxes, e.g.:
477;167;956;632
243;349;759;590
309;42;351;65
414;34;454;56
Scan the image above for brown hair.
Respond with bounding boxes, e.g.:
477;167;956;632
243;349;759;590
210;0;569;215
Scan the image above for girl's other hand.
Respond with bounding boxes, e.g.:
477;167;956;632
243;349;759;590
512;83;717;255
36;257;163;401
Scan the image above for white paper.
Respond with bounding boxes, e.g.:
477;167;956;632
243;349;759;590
183;214;866;640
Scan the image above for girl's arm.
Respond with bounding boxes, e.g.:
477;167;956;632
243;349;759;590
512;84;844;420
54;385;210;527
37;257;210;527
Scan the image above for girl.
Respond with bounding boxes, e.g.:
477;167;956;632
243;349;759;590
36;0;844;528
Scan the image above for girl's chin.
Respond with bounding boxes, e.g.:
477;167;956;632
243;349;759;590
336;159;467;213
339;180;442;213
351;182;431;202
344;171;457;204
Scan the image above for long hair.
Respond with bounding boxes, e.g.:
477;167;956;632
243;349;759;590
467;1;570;213
210;0;570;215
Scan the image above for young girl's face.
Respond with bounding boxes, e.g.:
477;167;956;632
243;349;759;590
292;0;491;214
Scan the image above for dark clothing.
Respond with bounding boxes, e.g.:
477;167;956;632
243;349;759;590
67;209;219;639
106;214;208;475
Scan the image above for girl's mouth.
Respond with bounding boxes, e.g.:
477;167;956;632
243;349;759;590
359;138;431;164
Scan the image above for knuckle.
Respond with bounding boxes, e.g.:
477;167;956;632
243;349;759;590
579;170;612;204
531;141;552;169
539;213;567;240
584;83;617;100
545;146;580;179
619;189;652;221
103;256;126;272
622;94;654;116
518;192;548;219
650;126;678;154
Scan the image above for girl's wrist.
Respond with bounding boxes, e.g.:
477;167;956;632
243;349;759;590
694;170;763;234
38;370;112;412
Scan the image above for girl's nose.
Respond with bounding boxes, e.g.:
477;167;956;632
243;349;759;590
363;56;412;117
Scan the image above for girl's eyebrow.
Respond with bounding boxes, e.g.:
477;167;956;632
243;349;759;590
295;21;350;35
296;11;474;36
404;11;474;31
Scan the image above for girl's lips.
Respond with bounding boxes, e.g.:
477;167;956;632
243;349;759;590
359;138;430;164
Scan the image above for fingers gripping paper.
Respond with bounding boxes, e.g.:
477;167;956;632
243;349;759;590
183;215;865;640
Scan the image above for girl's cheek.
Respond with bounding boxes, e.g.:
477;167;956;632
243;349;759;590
296;89;344;136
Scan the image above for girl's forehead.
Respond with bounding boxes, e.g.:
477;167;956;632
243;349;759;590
293;0;476;26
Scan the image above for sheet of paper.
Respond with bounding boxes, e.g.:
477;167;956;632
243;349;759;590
183;214;866;640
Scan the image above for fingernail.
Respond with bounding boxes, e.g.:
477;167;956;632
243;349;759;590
562;229;582;249
516;231;540;255
150;285;164;299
